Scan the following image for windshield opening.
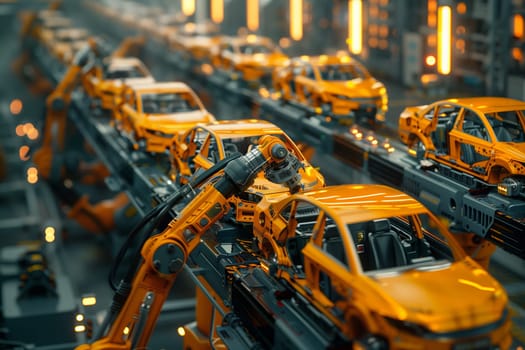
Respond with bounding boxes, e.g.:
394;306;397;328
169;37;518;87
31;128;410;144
485;110;525;142
239;44;274;55
141;92;200;114
346;213;457;273
318;63;368;81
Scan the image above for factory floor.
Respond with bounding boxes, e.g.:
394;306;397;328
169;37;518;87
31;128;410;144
0;2;524;349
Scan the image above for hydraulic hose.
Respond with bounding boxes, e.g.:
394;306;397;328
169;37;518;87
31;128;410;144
96;152;241;341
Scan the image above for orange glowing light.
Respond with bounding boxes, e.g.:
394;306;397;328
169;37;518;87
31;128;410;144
10;99;23;115
15;124;25;137
369;24;378;36
428;14;436;27
19;145;30;161
27;175;38;184
182;0;195;16
456;39;465;53
369;6;378;17
427;34;437;47
512;47;523;62
27;167;38;176
348;0;363;54
514;14;524;39
379;25;388;38
421;73;439;85
201;63;213;75
290;0;303;41
211;0;223;24
23;122;34;135
456;2;467;14
428;0;437;27
425;55;436;66
279;37;291;48
27;128;39;140
437;5;452;75
177;327;186;337
247;0;259;31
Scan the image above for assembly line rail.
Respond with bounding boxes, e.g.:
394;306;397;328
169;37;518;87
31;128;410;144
29;17;525;260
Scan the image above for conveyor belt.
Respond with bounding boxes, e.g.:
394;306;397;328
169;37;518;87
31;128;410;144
28;12;525;261
259;99;525;259
69;95;177;215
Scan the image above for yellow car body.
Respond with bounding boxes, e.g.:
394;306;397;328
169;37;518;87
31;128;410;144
117;81;216;153
252;184;511;349
85;57;155;111
169;22;221;61
211;34;288;85
44;27;90;63
170;119;325;222
272;55;388;125
398;97;525;190
33;15;72;43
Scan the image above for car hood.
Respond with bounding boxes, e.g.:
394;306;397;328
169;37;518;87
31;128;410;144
370;260;507;333
319;80;384;98
493;142;525;161
237;53;288;67
145;111;214;132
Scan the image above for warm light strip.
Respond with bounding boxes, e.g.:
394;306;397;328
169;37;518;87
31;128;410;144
211;0;224;23
182;0;196;16
247;0;259;31
428;0;437;27
514;14;524;39
290;0;303;41
437;5;451;74
348;0;362;54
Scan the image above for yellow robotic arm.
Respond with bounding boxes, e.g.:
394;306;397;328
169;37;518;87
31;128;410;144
33;38;103;181
77;135;302;349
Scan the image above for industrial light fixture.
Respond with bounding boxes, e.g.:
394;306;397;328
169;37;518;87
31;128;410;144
44;226;55;243
182;0;196;17
348;0;362;54
81;295;97;306
428;0;437;27
247;0;259;31
211;0;224;24
290;0;302;41
9;99;22;115
74;325;86;333
513;14;524;39
437;5;451;74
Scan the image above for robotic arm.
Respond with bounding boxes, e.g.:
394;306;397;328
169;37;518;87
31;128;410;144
33;38;105;181
33;35;143;182
77;135;301;350
109;35;145;59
